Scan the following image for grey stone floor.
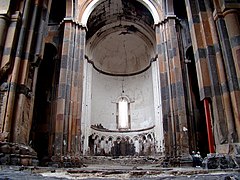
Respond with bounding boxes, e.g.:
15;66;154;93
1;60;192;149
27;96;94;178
0;165;240;179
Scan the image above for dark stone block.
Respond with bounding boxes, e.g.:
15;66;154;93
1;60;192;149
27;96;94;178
192;15;200;24
59;83;66;99
198;0;206;12
0;154;10;165
228;76;240;92
10;155;20;165
216;18;228;40
196;48;207;59
61;55;68;69
230;35;240;48
207;45;215;55
3;47;11;56
199;86;212;100
163;115;169;131
161;86;169;101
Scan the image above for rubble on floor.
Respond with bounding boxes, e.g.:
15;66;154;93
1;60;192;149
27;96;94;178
0;164;239;180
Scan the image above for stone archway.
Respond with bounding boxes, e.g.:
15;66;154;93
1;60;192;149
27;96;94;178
80;0;164;156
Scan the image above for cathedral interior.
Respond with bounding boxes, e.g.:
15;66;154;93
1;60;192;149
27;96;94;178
0;0;240;167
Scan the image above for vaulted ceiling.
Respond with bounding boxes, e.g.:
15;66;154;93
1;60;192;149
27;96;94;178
86;0;156;75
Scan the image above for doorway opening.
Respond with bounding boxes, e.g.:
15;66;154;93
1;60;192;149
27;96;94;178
185;47;209;157
31;43;58;165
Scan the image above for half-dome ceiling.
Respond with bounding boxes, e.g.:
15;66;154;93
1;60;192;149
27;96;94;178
86;0;155;75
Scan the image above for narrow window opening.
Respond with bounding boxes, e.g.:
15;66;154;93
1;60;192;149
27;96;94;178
119;98;128;129
117;97;130;130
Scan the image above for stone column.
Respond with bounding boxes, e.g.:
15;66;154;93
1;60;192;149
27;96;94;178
73;25;85;158
53;19;86;165
53;19;74;162
196;0;230;147
166;16;190;160
0;0;10;63
0;15;9;63
205;0;238;151
184;0;236;153
155;23;171;157
155;15;190;161
223;9;240;140
184;0;212;100
0;0;10;132
0;0;42;166
224;10;240;79
12;0;49;145
0;12;21;137
215;12;240;141
67;24;85;158
2;0;32;141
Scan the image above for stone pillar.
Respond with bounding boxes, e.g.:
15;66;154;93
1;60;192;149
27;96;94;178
12;0;50;145
152;54;164;154
0;12;21;138
0;0;10;63
53;19;74;162
215;11;240;141
0;0;42;166
196;0;230;146
67;25;85;159
184;0;236;153
223;9;240;140
155;23;171;157
166;17;190;160
204;0;238;151
0;13;9;113
155;15;190;162
53;19;85;166
75;26;85;159
0;15;9;64
2;0;32;141
184;0;212;100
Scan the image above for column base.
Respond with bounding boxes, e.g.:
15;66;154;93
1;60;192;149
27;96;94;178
0;141;38;166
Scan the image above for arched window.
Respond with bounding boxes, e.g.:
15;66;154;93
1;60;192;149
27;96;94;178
116;97;130;130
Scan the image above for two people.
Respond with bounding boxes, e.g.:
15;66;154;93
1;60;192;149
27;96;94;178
192;151;203;167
